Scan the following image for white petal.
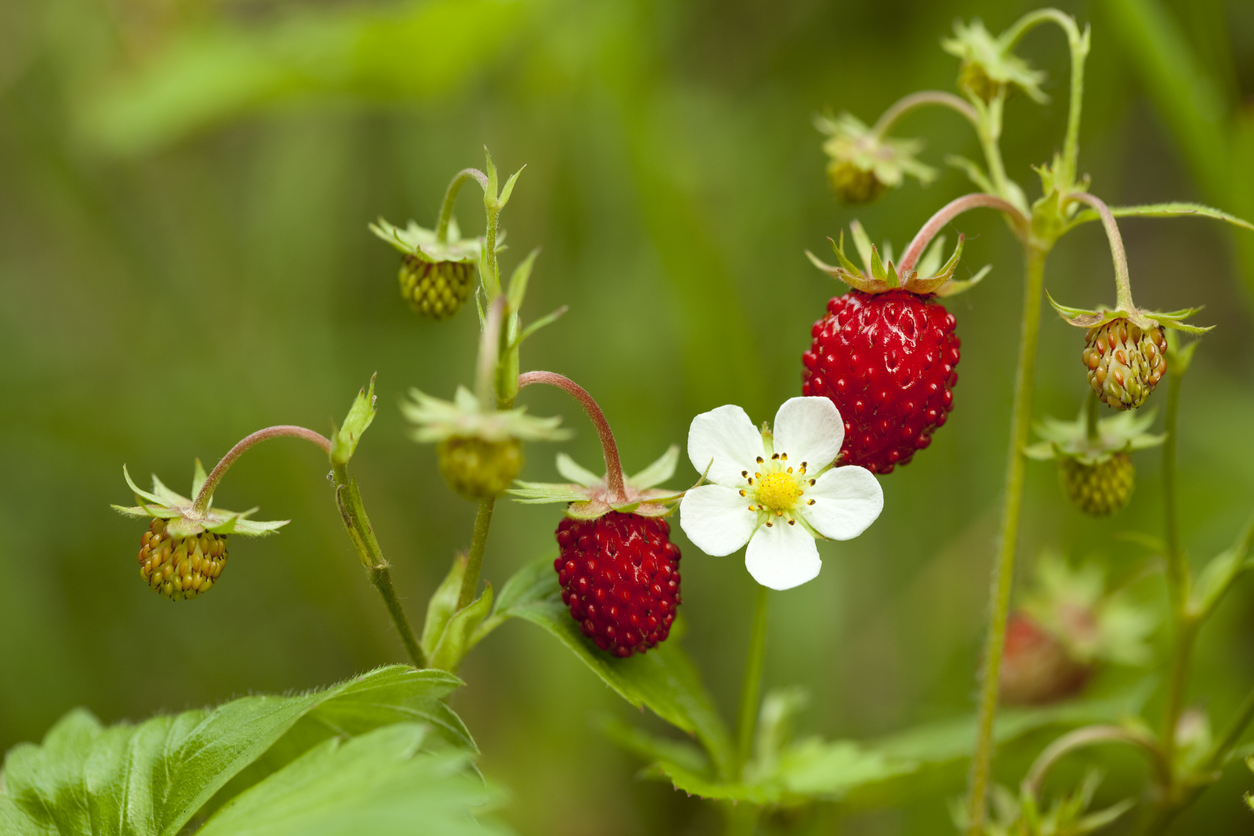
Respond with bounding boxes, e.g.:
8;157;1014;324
744;520;821;590
800;466;883;540
679;485;758;556
771;397;844;471
687;405;765;486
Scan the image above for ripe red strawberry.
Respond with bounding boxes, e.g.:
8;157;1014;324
801;289;960;473
554;512;681;658
999;612;1093;706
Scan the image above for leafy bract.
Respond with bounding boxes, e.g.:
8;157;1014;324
487;556;736;779
0;666;474;836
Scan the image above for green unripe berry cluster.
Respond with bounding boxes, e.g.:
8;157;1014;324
138;518;227;601
1059;453;1134;517
399;257;474;320
437;436;523;499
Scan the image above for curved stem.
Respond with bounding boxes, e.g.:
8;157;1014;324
965;245;1049;836
518;371;628;503
435;168;489;243
871;90;980;137
1024;725;1170;800
193;426;332;515
1068;193;1134;311
735;583;770;777
898;193;1030;275
999;9;1088;188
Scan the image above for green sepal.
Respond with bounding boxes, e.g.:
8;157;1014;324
122;464;164;506
628;445;680;490
505;481;590;505
402;385;569;444
191;459;210;500
498;166;525;209
332;374;377;467
556;453;601;487
512;306;568;350
934;264;991;298
505;248;540;314
1028;406;1163;465
1046;290;1213;333
114;464;286;538
849;220;875;273
368;217;483;264
421;556;467;660
942;18;1048;104
914;235;947;280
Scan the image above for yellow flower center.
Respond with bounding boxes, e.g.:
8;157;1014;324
754;471;803;512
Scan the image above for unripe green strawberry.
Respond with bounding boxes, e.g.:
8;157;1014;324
1082;318;1168;410
398;256;474;321
1058;453;1134;517
137;518;228;601
826;160;887;205
437;436;523;499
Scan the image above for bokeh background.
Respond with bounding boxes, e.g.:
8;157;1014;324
2;0;1253;833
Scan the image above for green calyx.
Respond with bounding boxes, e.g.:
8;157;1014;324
942;19;1048;105
806;220;991;296
815;113;935;204
369;216;490;265
1025;405;1163;466
402;385;568;445
509;445;684;520
1020;552;1155;668
112;462;288;539
1046;292;1212;335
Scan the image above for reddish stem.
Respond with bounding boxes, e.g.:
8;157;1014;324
898;193;1029;276
518;371;627;502
193;426;332;514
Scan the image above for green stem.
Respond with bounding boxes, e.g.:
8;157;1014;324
435;168;489;243
1068;192;1134;311
999;9;1088;188
976;94;1013;203
332;462;425;668
457;497;496;610
871;90;981;137
965;245;1049;836
735;584;771;777
1203;683;1254;773
1084;389;1100;443
1022;724;1170;801
192;425;332;515
1160;363;1193;770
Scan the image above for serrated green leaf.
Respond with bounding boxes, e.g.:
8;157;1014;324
332;375;377;467
491;556;735;779
196;724;507;836
0;666;469;836
628;445;680;490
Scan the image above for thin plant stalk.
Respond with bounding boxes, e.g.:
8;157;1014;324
193;425;333;515
965;245;1049;835
735;583;771;776
1022;725;1169;801
1159;358;1192;770
1068;192;1134;310
871;90;980;136
435;168;490;243
457;498;496;611
897;193;1029;275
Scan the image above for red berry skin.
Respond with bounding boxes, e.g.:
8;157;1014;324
554;512;681;658
801;289;960;474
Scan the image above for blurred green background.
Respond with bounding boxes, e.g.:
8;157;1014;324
2;0;1253;833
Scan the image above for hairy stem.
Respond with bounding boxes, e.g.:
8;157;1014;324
435;168;489;243
1068;192;1134;311
193;426;332;515
457;498;496;611
735;584;771;777
965;245;1049;835
518;370;628;503
999;9;1088;188
1160;363;1193;770
871;90;981;137
1023;725;1170;800
332;462;425;668
898;193;1029;276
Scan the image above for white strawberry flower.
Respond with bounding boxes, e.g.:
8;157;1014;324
679;397;884;590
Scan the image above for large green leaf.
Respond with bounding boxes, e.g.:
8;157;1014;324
491;556;736;779
0;666;472;836
196;724;506;836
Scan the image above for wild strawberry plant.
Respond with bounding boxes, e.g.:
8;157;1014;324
4;8;1254;836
